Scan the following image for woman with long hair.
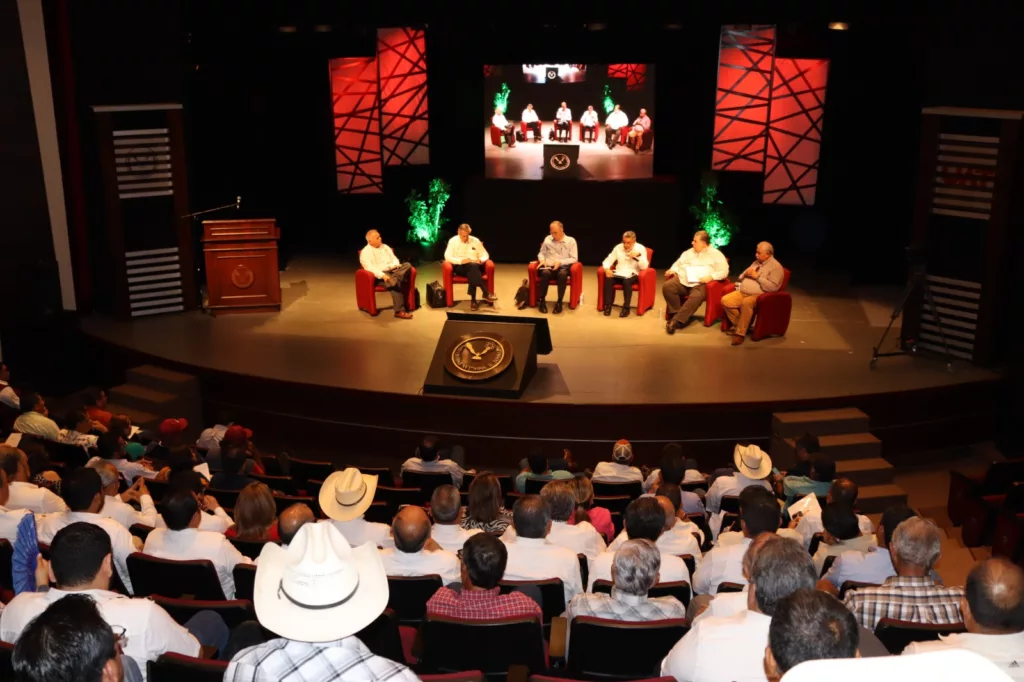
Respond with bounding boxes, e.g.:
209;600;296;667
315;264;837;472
226;482;280;542
459;472;512;535
568;476;615;542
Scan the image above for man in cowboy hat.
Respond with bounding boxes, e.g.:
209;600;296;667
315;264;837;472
320;467;393;549
592;439;644;484
705;444;774;538
226;523;418;681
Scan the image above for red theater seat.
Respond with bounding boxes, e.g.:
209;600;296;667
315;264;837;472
720;268;793;340
596;247;656;315
355;251;417;316
441;260;496;307
528;261;583;309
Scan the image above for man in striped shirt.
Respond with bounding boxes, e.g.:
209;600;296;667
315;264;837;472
844;516;963;631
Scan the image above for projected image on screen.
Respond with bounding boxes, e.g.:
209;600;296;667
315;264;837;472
484;63;655;181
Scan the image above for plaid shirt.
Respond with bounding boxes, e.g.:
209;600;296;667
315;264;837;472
225;636;419;682
426;586;543;621
566;589;686;654
843;575;964;631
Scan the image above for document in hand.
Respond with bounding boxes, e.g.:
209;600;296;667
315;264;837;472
789;493;822;519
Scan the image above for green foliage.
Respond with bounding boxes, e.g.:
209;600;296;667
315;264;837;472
689;177;737;248
493;82;510;112
405;178;451;248
602;85;615;114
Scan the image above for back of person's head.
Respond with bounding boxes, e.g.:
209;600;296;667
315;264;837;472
467;472;502;524
65;408;88;431
527;447;548;475
541;480;576;522
512;494;551;539
828;477;859;506
418;435;440;462
87;460;120;491
233;482;276;540
463;532;508;589
278;503;315;546
431;484;462;524
221;446;248;475
750;537;817;616
12;593;120;682
107;415;131;441
61;467;102;512
659;444;687;485
83;387;105;408
24;445;52;480
162;488;200;530
890;516;942;572
795;433;820;456
880;505;917;547
570;475;594;508
656;483;683;514
0;445;23;479
740;485;781;535
95;432;123;460
767;589;859;676
392;505;432;553
50;522;112;588
811;457;836;482
20;390;42;415
821;503;860;541
965;558;1024;634
166;445;196;475
168;469;205;496
613;538;661;596
624;496;666;542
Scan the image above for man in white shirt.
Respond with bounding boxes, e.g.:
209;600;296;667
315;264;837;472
319;467;394;548
0;363;19;409
705;444;773;537
58;409;99;450
822;505;917;591
142;488;253;599
554;101;572;142
580;105;599;142
443;224;497;310
600;231;650;318
429;484;481;553
151;471;233;533
278;503;315;548
379;505;460;585
791;477;875;548
0;467;31;544
502;494;583;606
609;493;702;559
661;535;817;682
593;439;644;484
491;106;515;147
359;229;414;319
12;391;60;441
521;103;540;141
88;460;159;530
693;487;781;595
605;104;628;148
811;503;878;576
764;588;861;679
904;558;1024;678
0;444;68;513
662;230;730;334
402;434;473;487
536;220;579;314
503;481;606;560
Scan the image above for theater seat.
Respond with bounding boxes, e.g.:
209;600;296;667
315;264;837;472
566;616;689;680
720;268;793;340
126;553;226;600
233;564;257;601
596;247;656;315
441;260;496;307
490;125;504;147
388;574;444;625
874;618;966;654
355;251;418;316
152;596;256;629
147;654;228;682
527;261;584;309
420;615;546;677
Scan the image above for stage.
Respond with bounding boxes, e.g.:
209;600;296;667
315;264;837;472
483;125;654;180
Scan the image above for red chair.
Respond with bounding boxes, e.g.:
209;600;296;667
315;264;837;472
663;274;732;327
520;121;541;142
626;127;654;151
441;260;495;307
489;126;504;146
528;261;583;309
579;121;598;142
596;247;656;315
554;119;572;142
720;268;792;340
355;252;417;316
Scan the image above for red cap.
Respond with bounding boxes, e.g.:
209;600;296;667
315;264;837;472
223;424;253;446
159;418;188;439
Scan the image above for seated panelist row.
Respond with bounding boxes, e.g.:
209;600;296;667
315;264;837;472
494;102;651;145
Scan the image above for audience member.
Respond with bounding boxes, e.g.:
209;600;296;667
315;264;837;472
656;483;706;542
779;649;1014;682
152;471;233;533
812;503;877;576
13;391;60;441
88;460;158;529
379;505;461;584
690;531;774;623
429;484;481;552
844;516;963;630
83;387;113;429
822;504;918;591
277;503;315;547
515;447;574;493
0;444;67;513
225;523;419;681
764;589;860;680
22;441;62;495
106;414;133;442
705;444;773;536
503;480;606;559
608;493;702;560
0;467;31;544
145;417;189;466
209;424;263;475
785;433;821;479
568;475;615;542
781;455;836;508
502;494;584;604
592;439;644;483
59;408;99;449
143;488;253;599
156;444;199;481
0;363;19;409
590;497;691;591
401;434;473;487
319;467;393;548
460;471;513;535
643;443;707;494
92;431;160;482
225;482;279;542
792;477;874;548
209;446;257;492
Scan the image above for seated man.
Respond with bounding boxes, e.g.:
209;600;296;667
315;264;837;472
782;432;820;479
153;470;234;533
714;485;802;548
592;439;644;484
844;516;964;631
781;454;835;510
580;105;599;142
429;484;481;553
566;539;687;654
89;460;159;529
208;446;256;492
643;443;708;496
359;229;414;319
605;104;628;148
444;223;497;310
515;448;575;493
765;589;860;680
654;484;706;545
792;477;875;549
0;444;68;513
0;467;31;546
536;220;579;314
600;231;650;318
689;531;774;623
704;444;773;537
903;558;1024;676
0;362;19;409
521;103;541;141
90;431;160;482
502;481;606;560
502;494;584;605
278;502;315;548
608;491;702;559
812;503;877;576
319;467;393;548
822;505;918;591
722;241;784;346
13;391;60;441
58;409;99;450
401;434;472;487
627;108;652;152
83;386;113;429
662;230;729;335
554;101;572;142
143;488;254;599
426;532;544;620
379;505;460;584
491;105;515;146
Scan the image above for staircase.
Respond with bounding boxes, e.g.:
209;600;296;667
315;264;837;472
770;407;908;514
106;365;202;438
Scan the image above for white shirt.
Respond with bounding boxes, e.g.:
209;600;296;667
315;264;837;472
521;108;538;123
6;480;68;514
606;110;628;129
796;510;875;548
581;110;599;126
589;549;691;595
443;236;490;267
0;588;199;682
153;507;233;534
142;527;253;599
503;535;583;605
0;504;30;544
692;536;749;595
492;113;509;128
714;528;803;548
430;524;481;554
503;520;607;560
359;244;401;279
905;631;1024;679
692;589;749;625
100;494;159;530
87;456;160;482
668;247;730;286
643;468;706;493
196;423;229;451
13;411;60;440
58;429;98;449
401;456;470;487
608;524;703;560
322;517;394;549
823;546;896;589
378;547;461;585
783;650;1017;682
705;474;771;515
36;512;138;594
812;533;878;575
556;107;572;122
661;609;772;682
601;243;650;279
0;382;19;409
592;461;644;484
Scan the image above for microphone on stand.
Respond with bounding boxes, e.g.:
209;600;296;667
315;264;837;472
235;196;241;210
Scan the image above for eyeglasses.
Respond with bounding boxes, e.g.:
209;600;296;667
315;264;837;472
111;625;128;654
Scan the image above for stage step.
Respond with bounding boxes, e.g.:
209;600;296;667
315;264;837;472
772;407;870;438
770;433;883;469
103;403;161;433
115;365;203;438
126;365;200;399
108;383;182;415
856;484;908;514
835;457;896;486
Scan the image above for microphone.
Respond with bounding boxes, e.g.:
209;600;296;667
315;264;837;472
235;196;241;210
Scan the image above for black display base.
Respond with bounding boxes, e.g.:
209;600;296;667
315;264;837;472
423;320;539;399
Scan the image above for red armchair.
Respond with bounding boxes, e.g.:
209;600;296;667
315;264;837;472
596;247;656;315
579;121;598;142
720;268;792;340
554;120;572;142
528;261;583;309
489;126;504;147
441;260;495;307
520;121;541;141
663;276;732;327
626;127;654;151
355;256;418;316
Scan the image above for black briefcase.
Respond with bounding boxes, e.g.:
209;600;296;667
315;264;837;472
426;281;446;308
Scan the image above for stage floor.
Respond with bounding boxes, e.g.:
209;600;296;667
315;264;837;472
80;256;999;406
483;126;653;180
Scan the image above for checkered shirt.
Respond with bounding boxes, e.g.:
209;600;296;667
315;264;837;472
843;575;965;631
225;636;419;682
426;586;543;621
565;589;687;653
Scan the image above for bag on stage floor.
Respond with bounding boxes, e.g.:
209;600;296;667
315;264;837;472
426;281;446;308
516;130;525;142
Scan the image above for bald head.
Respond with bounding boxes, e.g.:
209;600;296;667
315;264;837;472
828;477;858;506
278;503;315;546
966;558;1024;634
86;460;120;494
393;506;432;553
656;496;676;532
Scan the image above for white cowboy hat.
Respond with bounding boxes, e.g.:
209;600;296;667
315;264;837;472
319;467;378;522
253;522;387;642
733;444;772;480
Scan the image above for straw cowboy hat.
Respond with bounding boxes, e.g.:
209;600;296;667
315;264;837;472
733;444;772;480
253;522;387;642
319;467;378;522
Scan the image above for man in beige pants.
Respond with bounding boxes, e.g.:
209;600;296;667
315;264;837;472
721;242;784;346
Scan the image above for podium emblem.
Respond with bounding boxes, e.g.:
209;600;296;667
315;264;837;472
445;332;514;381
550;153;571;171
231;264;255;289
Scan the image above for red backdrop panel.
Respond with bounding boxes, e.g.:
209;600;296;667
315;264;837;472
329;56;383;194
711;25;776;172
607;63;647;91
377;27;430;166
762;58;829;205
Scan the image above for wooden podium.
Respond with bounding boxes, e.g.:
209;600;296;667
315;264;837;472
201;219;281;315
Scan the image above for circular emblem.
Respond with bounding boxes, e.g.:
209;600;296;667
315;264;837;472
444;332;514;381
547;69;556;80
550;153;571;171
231;264;255;289
125;147;157;172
